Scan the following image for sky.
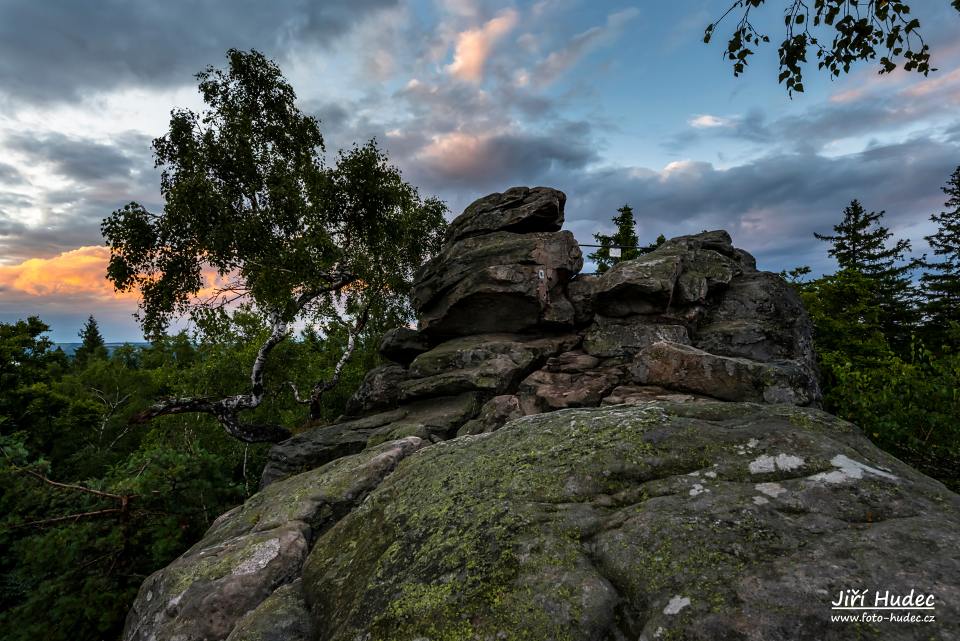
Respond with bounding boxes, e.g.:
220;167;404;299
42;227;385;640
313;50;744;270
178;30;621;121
1;0;959;341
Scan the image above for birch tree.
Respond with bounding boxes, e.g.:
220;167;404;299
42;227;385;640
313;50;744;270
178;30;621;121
101;49;446;443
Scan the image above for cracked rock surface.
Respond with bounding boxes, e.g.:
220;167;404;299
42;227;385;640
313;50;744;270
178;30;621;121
303;403;960;641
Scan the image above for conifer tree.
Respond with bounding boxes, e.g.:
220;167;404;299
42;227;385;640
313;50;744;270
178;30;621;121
589;205;640;273
814;199;919;353
920;166;960;344
74;315;107;363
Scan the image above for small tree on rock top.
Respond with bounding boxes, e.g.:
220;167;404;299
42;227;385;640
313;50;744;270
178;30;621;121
589;205;640;274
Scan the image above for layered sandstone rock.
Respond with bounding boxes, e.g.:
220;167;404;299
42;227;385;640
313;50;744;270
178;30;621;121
260;188;820;491
123;187;960;641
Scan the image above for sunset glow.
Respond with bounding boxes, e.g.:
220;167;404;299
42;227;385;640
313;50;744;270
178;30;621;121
0;246;131;301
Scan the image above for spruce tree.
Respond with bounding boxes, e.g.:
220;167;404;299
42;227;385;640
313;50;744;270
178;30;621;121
74;315;107;363
589;205;640;273
814;200;919;353
920;166;960;345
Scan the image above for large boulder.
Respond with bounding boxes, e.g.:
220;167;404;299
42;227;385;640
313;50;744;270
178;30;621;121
632;341;820;406
695;270;817;367
516;350;625;413
567;273;597;326
517;365;624;413
123;438;427;641
378;327;432;366
261;394;481;487
444;186;565;244
398;333;579;400
592;231;746;318
344;365;409;416
301;403;960;641
127;208;920;641
593;252;682;317
455;394;524;436
225;580;312;641
583;315;690;358
413;230;582;336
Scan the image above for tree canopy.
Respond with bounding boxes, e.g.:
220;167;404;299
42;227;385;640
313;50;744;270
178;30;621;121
101;49;447;442
74;316;106;364
813;199;919;350
921;165;960;336
705;0;960;95
0;313;387;641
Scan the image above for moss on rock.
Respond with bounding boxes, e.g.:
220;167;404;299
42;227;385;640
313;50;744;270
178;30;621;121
301;402;960;641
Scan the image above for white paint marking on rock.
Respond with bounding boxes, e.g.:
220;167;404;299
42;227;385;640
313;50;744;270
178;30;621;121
775;454;805;471
755;482;787;498
749;453;805;474
232;538;281;576
689;483;707;497
748;455;776;474
663;595;691;615
808;454;899;484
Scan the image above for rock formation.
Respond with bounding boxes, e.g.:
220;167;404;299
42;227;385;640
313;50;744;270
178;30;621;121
123;187;960;641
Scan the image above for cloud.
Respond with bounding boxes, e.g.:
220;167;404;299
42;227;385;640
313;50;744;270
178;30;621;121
557;135;960;275
675;33;960;156
688;114;733;129
0;161;25;185
0;245;233;308
532;8;640;86
0;246;230;341
446;9;519;83
438;0;482;18
0;130;160;264
900;67;960;99
5;131;152;183
0;0;399;105
675;77;960;154
412;123;596;190
0;246;131;301
945;122;960;144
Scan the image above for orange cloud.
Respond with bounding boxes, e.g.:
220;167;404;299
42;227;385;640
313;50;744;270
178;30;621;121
0;246;230;305
0;246;134;301
446;9;518;83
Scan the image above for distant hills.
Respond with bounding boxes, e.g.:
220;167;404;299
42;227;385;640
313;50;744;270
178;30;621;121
55;342;151;356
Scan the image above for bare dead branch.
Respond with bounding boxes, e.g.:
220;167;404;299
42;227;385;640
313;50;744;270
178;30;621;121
10;508;126;529
0;447;130;502
131;279;358;443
